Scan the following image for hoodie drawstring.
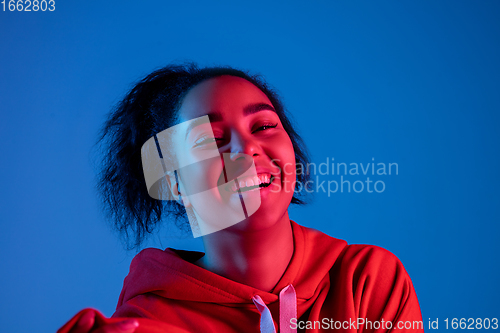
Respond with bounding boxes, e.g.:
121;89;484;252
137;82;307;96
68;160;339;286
279;285;297;333
252;284;297;333
252;295;276;333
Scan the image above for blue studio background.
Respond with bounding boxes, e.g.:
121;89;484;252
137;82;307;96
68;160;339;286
1;1;499;332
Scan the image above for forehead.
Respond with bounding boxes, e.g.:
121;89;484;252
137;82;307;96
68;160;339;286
178;75;272;120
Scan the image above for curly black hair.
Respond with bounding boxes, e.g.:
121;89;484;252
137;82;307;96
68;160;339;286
95;63;311;249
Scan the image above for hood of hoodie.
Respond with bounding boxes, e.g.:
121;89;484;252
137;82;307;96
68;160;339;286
116;221;348;310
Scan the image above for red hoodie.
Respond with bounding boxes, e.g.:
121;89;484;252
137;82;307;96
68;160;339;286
58;221;424;332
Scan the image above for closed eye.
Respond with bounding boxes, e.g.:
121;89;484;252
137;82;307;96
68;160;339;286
193;136;224;147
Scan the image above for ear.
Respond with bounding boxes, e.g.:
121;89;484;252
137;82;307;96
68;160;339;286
164;171;192;208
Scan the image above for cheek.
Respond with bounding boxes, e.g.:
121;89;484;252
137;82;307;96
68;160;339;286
272;134;296;168
179;155;225;197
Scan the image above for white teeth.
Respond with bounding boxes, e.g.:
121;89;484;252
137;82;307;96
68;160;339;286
227;174;273;193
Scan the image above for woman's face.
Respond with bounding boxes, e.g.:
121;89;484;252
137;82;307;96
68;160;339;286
174;75;296;232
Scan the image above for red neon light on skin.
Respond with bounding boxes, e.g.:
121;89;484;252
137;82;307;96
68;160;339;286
176;75;296;292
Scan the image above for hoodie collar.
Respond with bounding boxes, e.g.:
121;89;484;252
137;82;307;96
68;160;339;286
117;220;347;309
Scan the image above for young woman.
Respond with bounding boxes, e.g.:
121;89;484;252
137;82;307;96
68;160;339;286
58;64;423;333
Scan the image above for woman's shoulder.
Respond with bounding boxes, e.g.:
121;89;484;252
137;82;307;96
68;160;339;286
331;242;415;296
293;221;410;282
340;243;403;266
293;221;404;267
326;243;423;330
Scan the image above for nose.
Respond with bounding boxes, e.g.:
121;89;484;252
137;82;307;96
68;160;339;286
221;132;261;182
227;131;261;162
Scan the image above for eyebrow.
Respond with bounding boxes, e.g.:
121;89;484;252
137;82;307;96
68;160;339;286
243;103;276;115
184;103;276;139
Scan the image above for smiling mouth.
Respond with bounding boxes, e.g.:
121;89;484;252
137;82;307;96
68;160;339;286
226;174;275;193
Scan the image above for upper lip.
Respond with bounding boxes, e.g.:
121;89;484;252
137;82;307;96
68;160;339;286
225;172;272;186
255;167;280;178
225;167;279;183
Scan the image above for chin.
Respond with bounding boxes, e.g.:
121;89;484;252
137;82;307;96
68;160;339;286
228;202;289;233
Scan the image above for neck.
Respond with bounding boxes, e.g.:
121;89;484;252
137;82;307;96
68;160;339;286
195;212;294;292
